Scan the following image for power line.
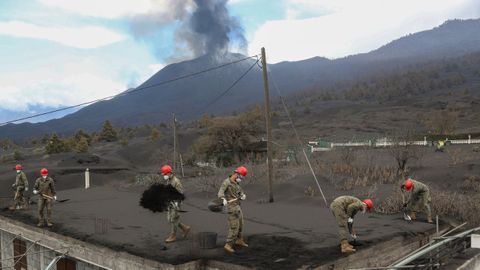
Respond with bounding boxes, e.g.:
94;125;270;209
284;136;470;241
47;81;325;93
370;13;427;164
258;64;329;207
194;57;260;115
0;54;259;127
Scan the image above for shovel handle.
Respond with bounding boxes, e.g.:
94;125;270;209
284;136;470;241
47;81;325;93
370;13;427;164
227;198;238;203
41;194;54;200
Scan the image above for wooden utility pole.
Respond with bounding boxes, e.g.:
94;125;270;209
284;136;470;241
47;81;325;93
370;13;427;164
173;113;177;170
261;47;274;203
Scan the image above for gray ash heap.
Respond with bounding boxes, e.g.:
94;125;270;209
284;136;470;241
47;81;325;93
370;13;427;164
140;184;185;212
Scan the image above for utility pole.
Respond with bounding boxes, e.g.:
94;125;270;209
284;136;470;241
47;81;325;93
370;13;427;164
173;113;177;170
261;47;274;203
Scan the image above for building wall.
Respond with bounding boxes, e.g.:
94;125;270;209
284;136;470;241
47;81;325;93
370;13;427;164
0;230;103;270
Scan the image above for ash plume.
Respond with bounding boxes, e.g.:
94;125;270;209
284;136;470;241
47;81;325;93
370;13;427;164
183;0;247;56
128;0;247;62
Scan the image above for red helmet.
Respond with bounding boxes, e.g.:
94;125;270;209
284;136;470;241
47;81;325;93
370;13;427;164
40;168;48;176
404;179;413;191
235;166;248;177
161;165;172;175
15;164;22;170
363;199;373;210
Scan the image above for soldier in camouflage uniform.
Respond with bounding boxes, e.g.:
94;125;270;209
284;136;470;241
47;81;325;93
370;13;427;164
218;166;248;253
12;164;29;210
162;165;191;243
33;168;57;227
402;178;432;223
330;196;373;253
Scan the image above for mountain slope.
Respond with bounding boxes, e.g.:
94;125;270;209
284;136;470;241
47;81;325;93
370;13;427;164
1;19;480;140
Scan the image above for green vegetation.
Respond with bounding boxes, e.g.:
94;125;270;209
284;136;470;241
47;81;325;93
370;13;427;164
193;106;264;166
45;133;70;154
98;120;118;142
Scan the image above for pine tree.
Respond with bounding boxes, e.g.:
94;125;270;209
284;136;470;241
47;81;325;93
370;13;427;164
75;137;89;153
99;120;118;142
74;129;92;145
45;133;69;154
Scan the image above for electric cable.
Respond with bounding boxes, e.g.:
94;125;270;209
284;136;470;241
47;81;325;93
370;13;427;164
0;55;259;126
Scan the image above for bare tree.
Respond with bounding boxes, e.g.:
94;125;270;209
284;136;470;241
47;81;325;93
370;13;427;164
337;147;356;166
387;131;423;176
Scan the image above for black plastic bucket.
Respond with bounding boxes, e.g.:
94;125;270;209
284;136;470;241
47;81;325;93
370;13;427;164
197;232;217;249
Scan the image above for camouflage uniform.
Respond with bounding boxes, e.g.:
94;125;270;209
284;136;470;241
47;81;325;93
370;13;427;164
406;180;431;218
166;176;184;235
34;177;56;225
218;178;245;245
330;196;364;241
14;171;28;209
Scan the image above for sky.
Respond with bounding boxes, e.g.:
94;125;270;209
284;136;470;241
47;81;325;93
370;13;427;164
0;0;479;121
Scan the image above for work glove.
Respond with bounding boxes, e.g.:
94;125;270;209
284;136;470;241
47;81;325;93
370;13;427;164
222;198;227;206
11;183;15;188
347;217;354;224
351;234;357;240
240;194;246;200
33;190;38;195
25;187;28;191
54;196;57;201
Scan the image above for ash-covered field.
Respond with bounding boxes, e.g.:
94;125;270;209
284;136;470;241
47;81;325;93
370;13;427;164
0;144;479;269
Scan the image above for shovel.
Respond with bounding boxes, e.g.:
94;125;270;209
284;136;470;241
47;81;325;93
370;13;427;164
29;194;70;204
348;221;362;246
401;191;412;222
208;198;239;212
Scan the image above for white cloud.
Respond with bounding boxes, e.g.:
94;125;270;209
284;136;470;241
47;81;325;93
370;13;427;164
0;21;126;49
250;0;480;63
38;0;173;18
0;71;126;112
0;56;159;112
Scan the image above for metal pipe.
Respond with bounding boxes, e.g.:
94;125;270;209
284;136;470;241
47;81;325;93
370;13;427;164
441;222;467;237
389;227;480;269
349;263;441;270
45;255;65;270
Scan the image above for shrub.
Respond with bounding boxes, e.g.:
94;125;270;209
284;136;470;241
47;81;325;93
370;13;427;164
98;120;118;142
13;150;23;161
459;175;480;192
45;134;70;154
150;128;160;141
75;137;89;153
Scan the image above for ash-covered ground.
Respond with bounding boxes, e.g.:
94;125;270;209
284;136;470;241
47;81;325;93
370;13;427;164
0;145;478;269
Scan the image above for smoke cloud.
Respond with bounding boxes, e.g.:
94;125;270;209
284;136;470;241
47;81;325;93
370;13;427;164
128;0;247;62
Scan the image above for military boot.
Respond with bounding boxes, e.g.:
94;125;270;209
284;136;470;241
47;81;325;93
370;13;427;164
165;234;176;243
37;220;44;227
410;212;417;220
341;240;356;253
235;238;249;247
46;222;53;227
224;243;235;253
179;223;191;239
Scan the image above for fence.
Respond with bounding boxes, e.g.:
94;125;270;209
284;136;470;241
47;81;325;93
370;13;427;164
309;135;480;152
